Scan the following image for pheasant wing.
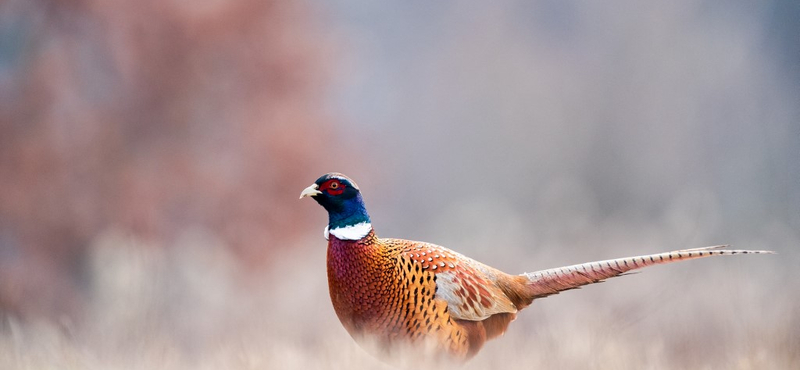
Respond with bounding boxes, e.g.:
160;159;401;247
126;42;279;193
397;240;518;321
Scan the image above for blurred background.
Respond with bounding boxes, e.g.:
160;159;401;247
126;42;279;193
1;0;798;369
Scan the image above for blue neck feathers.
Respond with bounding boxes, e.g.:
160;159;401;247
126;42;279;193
327;195;371;230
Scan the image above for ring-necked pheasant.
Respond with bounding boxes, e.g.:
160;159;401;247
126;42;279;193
300;172;772;361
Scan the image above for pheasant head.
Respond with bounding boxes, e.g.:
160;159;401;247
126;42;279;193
300;172;372;240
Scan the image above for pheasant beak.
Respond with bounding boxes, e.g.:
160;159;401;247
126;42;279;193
299;183;322;199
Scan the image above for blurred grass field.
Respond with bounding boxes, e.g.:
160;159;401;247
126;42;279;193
1;225;796;370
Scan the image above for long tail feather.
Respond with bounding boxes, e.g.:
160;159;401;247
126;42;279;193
521;245;773;300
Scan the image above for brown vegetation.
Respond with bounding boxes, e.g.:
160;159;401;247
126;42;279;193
0;0;335;319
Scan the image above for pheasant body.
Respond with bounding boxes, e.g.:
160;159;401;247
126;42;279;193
327;229;530;358
327;231;470;357
300;173;772;362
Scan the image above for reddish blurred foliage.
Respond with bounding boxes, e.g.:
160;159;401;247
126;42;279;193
0;0;337;319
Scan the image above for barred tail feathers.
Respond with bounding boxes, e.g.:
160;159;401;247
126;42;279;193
521;245;773;300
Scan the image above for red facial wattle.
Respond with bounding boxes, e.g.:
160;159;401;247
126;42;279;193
321;179;345;196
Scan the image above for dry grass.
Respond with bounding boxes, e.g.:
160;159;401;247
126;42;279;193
1;225;796;370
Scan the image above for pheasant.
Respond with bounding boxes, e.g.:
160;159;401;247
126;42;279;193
299;172;772;361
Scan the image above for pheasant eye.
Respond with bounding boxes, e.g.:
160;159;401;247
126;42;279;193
330;181;339;189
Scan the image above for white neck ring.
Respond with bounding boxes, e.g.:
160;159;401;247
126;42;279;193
324;222;372;241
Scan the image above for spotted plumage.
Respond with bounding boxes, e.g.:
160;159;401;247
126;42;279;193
300;173;773;361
